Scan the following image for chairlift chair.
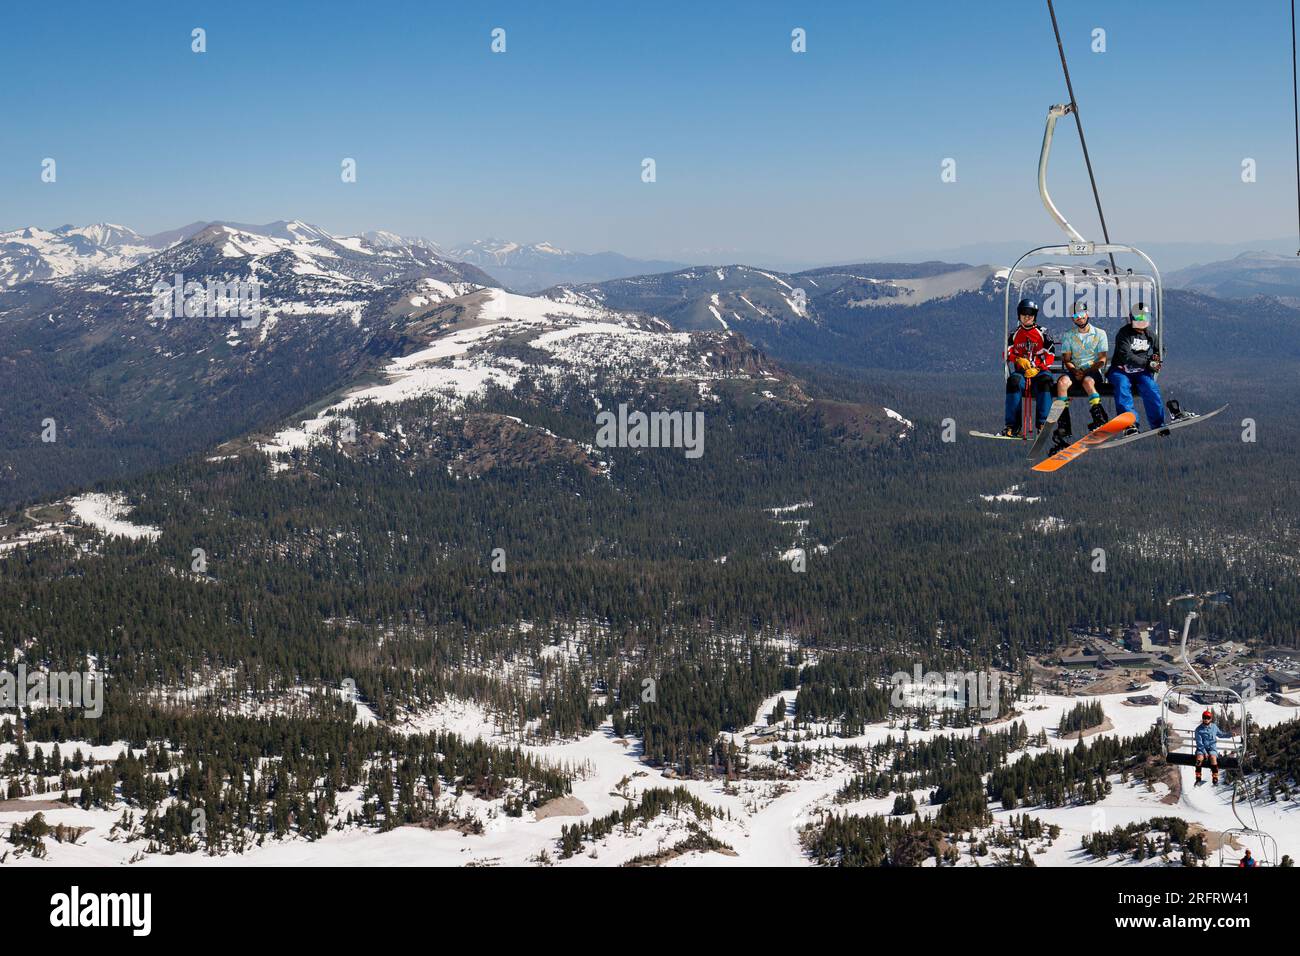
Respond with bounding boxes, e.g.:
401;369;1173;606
1218;828;1277;868
1002;105;1165;435
1159;687;1245;770
1158;593;1246;770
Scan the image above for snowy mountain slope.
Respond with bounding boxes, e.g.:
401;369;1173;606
2;683;1293;867
0;219;493;291
253;285;802;464
119;222;496;300
542;261;992;335
0;225;156;287
541;264;820;332
0;223;499;505
1167;250;1300;303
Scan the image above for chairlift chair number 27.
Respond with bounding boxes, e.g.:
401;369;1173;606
1002;104;1165;439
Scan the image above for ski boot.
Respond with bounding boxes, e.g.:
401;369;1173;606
1089;402;1109;430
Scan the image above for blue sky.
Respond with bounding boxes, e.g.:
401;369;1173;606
2;0;1297;266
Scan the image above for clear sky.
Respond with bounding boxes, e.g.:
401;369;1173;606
2;0;1298;265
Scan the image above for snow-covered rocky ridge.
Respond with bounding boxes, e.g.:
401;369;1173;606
0;224;158;287
256;286;778;463
0;219;489;295
0;220;496;368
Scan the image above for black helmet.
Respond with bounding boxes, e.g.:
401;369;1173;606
1016;297;1038;317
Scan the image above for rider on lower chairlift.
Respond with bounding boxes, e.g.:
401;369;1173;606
1195;708;1231;785
1049;304;1109;452
1000;298;1056;437
1107;302;1169;437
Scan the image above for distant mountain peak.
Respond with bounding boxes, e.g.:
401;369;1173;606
448;238;685;292
0;220;495;289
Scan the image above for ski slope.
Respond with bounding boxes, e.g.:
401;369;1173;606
1;682;1295;867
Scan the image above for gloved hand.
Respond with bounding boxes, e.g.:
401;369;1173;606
1015;357;1031;371
1025;366;1039;378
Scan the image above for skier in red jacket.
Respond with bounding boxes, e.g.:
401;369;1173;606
1000;298;1057;437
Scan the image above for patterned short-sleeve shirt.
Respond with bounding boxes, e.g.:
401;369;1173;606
1060;326;1108;368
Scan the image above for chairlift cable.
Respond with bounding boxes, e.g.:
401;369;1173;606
1046;0;1119;275
1230;777;1273;865
1292;0;1300;254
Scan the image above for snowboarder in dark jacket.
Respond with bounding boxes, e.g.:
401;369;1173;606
1107;303;1165;436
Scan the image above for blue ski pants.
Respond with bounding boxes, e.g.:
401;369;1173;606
1107;369;1165;428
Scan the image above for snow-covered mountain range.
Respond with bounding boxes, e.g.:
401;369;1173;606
0;222;691;293
0;220;481;290
1166;250;1300;303
0;224;159;286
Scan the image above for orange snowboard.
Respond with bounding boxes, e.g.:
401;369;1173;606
1031;412;1136;473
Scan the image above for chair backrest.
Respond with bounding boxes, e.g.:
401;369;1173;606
1003;244;1165;381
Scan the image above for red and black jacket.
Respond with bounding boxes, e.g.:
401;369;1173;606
1006;323;1056;372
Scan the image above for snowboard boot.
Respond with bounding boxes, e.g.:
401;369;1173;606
1089;401;1109;430
999;425;1020;438
1166;399;1185;421
1124;425;1140;438
1194;767;1203;784
1048;405;1073;452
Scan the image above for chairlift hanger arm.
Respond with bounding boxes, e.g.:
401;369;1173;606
1046;0;1119;274
1039;105;1087;246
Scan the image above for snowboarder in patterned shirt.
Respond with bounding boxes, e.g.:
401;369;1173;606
1049;304;1109;452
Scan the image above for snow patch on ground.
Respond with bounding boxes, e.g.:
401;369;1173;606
67;493;161;541
982;485;1041;504
883;407;913;439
